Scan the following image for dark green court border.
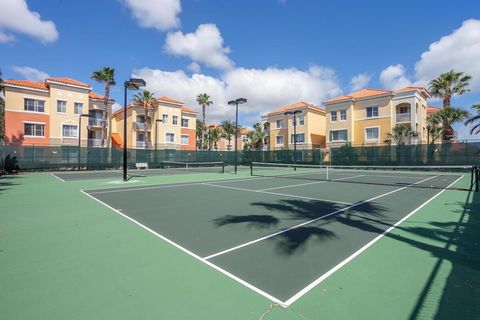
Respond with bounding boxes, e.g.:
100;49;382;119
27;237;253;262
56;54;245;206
82;171;465;305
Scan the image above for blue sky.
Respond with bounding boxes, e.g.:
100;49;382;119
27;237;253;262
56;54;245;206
1;0;480;137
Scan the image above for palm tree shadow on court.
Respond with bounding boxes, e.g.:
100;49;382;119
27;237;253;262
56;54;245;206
213;198;387;255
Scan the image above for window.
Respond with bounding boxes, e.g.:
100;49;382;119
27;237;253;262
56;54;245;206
330;111;337;122
24;98;44;112
340;109;347;121
366;105;378;118
329;129;348;142
136;115;145;123
298;115;305;126
137;132;145;141
276;119;284;128
291;133;305;143
173;115;178;125
24;123;45;137
399;106;409;114
57;100;67;113
276;135;284;145
162;114;168;123
181;134;189;145
166;133;175;143
62;125;78;138
74;102;83;115
181;118;189;127
365;127;379;140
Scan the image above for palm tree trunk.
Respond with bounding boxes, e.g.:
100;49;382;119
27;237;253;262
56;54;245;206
102;83;110;148
202;105;206;150
144;106;149;149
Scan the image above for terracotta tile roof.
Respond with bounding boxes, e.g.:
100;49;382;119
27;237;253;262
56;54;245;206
324;88;393;103
239;128;250;134
158;96;184;104
268;101;324;115
89;91;114;102
427;106;441;113
181;106;197;113
46;77;91;88
3;79;48;90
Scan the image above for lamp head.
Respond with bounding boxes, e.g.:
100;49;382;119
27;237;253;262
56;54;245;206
125;78;146;90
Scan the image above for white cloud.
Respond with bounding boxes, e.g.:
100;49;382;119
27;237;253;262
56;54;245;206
379;64;412;90
187;62;201;73
415;19;480;92
165;23;234;70
350;73;372;91
132;65;342;124
0;0;58;44
112;102;122;112
11;66;49;81
122;0;181;31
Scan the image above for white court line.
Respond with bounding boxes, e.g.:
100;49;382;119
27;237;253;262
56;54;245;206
86;176;272;194
80;189;288;307
50;173;66;182
258;174;365;191
284;174;464;306
202;174;439;260
202;182;353;205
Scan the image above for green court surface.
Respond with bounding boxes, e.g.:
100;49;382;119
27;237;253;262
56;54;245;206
1;167;479;320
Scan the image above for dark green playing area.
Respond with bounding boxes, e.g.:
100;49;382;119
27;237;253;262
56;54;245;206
83;166;469;304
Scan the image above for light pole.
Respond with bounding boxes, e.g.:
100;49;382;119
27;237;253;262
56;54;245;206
123;78;146;181
154;119;162;166
228;98;247;174
78;113;91;170
285;110;301;167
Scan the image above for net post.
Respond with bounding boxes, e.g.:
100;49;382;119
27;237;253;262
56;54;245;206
476;166;479;192
250;162;253;176
222;162;225;174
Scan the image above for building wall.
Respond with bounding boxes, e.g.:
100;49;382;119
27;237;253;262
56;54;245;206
325;101;353;147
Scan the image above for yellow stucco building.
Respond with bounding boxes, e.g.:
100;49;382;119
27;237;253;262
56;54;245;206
323;87;431;147
263;102;327;150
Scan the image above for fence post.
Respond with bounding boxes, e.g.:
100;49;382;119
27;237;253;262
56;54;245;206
465;140;469;165
32;144;35;169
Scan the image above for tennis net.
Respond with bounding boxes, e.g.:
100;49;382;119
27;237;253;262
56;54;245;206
162;161;225;173
250;162;479;192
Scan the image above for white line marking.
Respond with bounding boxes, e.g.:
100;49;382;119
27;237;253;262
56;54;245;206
202;175;439;260
258;174;365;191
283;174;464;306
86;176;271;194
50;173;66;182
80;190;288;307
202;183;353;205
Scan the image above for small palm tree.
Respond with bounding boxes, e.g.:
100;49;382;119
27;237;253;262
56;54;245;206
220;120;235;150
253;123;267;150
133;90;156;149
91;67;116;147
195;119;203;150
465;104;480;135
196;93;213;149
209;127;223;150
385;125;418;145
429;70;471;108
426;114;442;144
431;107;469;141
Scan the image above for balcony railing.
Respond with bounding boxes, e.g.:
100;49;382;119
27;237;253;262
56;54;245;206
134;122;151;131
136;141;146;148
396;113;411;123
88;138;103;147
88;118;104;126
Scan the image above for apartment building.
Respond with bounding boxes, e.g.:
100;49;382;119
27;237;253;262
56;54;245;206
263;101;327;150
2;78;114;147
111;96;197;150
205;124;250;151
323;87;431;147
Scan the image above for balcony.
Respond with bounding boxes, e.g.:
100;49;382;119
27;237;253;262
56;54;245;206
136;141;146;148
396;113;411;123
88;118;104;128
134;122;151;131
88;138;103;147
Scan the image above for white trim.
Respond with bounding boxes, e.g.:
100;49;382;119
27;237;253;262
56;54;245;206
356;115;391;121
365;105;379;119
3;83;49;93
328;128;348;142
22;120;46;125
181;134;189;145
275;134;284;146
284;174;464;306
61;123;79;138
330;110;338;122
23;135;45;138
56;99;67;114
46;79;92;91
364;126;380;142
5;109;49;115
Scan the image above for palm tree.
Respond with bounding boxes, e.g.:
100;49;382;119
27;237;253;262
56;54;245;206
465;104;480;135
220;120;235;150
431;107;469;141
196;93;212;149
384;125;418;145
209;127;223;150
253;123;268;151
195;119;203;150
426;114;442;144
429;70;471;108
133;90;156;149
91;67;116;147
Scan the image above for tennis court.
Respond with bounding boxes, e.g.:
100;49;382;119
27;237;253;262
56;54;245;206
81;163;477;306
